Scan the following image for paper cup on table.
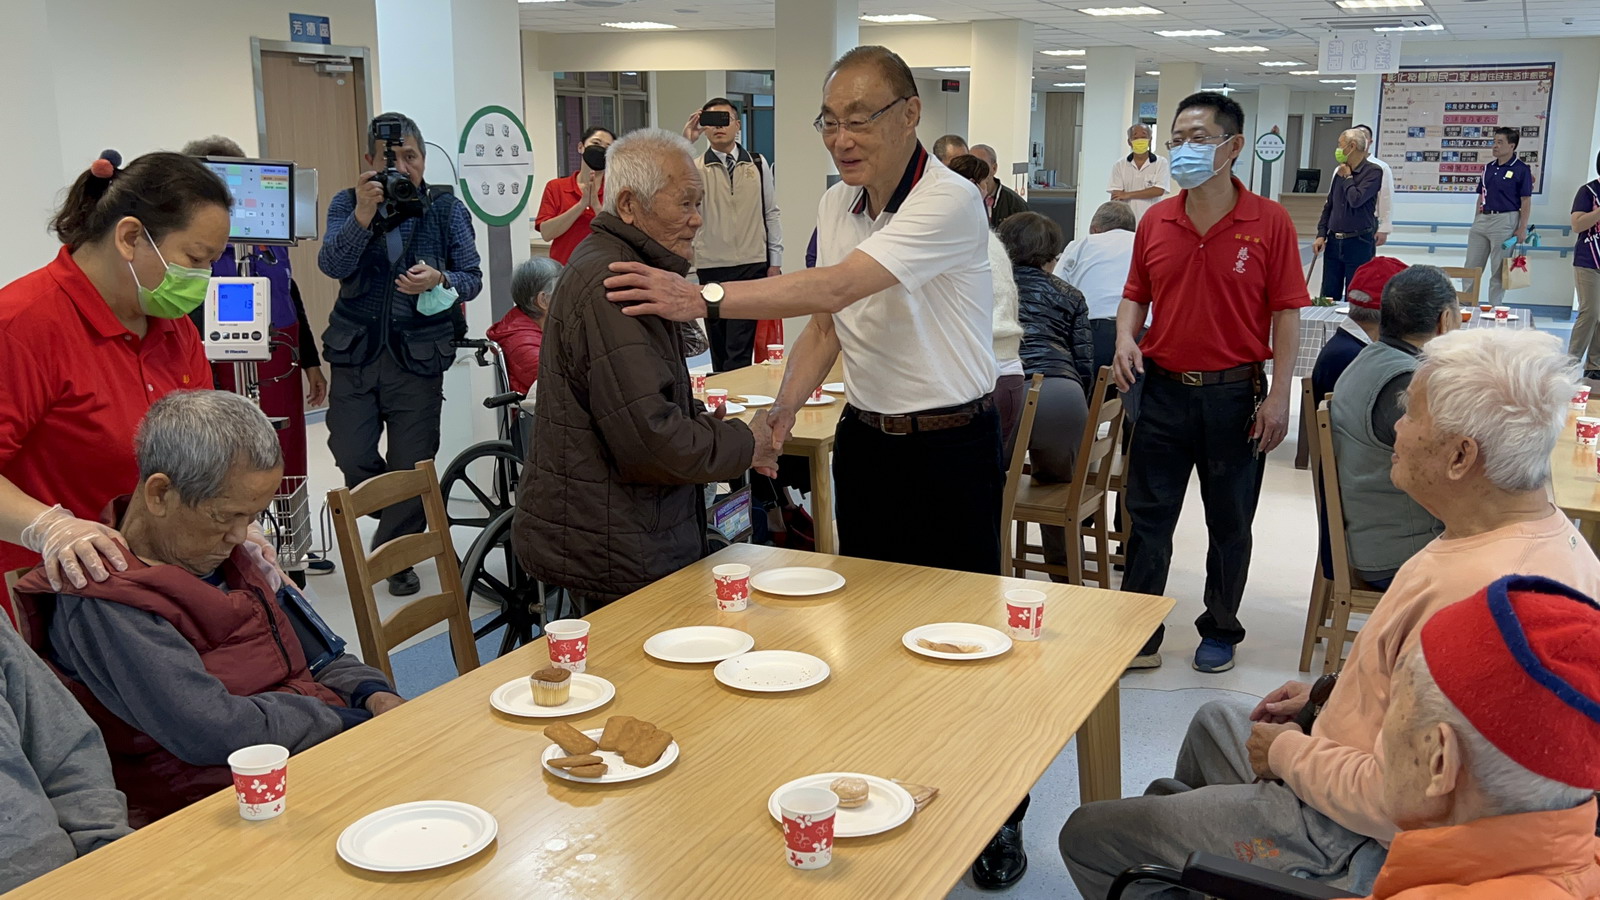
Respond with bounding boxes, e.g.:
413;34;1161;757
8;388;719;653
780;788;839;870
1494;306;1510;322
1460;308;1472;324
1579;418;1600;446
692;374;707;394
713;563;751;611
706;389;728;413
1003;588;1047;641
1574;386;1591;411
545;619;591;673
767;344;785;364
810;385;824;402
228;743;289;821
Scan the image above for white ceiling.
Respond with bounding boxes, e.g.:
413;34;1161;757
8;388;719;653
518;0;1594;92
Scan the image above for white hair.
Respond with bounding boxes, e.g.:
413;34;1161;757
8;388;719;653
1415;329;1578;492
135;390;282;504
600;128;695;216
1341;128;1369;152
1403;648;1594;816
1127;123;1150;138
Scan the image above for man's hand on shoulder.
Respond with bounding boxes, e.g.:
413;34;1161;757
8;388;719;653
603;262;705;321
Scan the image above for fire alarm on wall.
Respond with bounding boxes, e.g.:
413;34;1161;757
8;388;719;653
941;79;961;93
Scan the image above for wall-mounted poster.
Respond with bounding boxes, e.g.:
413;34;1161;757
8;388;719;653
1376;63;1553;195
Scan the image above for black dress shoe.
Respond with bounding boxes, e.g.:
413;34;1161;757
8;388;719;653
970;821;1028;889
387;567;421;597
306;554;337;575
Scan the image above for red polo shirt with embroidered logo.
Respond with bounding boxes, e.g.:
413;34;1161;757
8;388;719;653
0;247;212;579
1123;177;1310;372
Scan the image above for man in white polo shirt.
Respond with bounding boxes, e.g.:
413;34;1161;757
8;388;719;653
1108;124;1170;223
602;44;1002;578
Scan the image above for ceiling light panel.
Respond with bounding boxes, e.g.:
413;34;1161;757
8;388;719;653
1155;28;1224;37
1041;49;1087;56
1054;82;1087;87
1320;78;1358;83
601;21;677;30
1078;6;1165;16
1210;46;1270;52
1258;61;1304;67
933;67;970;72
1373;22;1444;30
859;13;937;23
1337;0;1424;7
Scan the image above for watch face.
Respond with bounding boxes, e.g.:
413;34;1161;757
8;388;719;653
703;283;725;303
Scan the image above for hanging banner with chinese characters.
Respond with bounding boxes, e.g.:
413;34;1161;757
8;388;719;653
1318;34;1401;75
1376;63;1554;195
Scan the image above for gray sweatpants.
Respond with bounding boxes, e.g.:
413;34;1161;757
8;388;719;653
1060;699;1386;899
1463;210;1519;306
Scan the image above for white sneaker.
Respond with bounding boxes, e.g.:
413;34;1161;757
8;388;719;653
1125;652;1162;670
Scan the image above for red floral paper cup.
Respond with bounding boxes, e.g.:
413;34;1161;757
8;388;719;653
713;563;751;611
780;787;838;870
227;743;289;821
545;619;591;673
693;374;707;394
1003;588;1047;642
1494;306;1510;322
1574;386;1591;411
706;389;728;412
1578;418;1600;447
811;385;824;402
766;344;785;364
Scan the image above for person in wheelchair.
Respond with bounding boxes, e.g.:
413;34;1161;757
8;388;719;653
514;129;778;610
1367;576;1600;899
12;391;402;827
489;257;562;396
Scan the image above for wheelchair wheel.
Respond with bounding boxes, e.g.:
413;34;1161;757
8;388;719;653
706;528;733;554
439;439;523;531
460;508;556;658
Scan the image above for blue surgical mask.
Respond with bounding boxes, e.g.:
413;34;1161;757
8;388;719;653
417;282;459;316
1170;142;1227;190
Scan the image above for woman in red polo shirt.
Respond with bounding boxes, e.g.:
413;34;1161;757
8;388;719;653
535;126;614;264
0;150;230;600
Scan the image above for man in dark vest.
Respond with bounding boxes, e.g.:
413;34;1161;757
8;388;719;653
318;112;483;596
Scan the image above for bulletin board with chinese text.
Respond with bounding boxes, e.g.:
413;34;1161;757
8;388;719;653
1376;63;1553;195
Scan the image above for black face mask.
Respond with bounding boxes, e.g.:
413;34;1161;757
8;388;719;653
582;145;608;171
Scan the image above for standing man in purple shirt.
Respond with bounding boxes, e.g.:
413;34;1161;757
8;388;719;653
1464;126;1534;306
1312;128;1383;302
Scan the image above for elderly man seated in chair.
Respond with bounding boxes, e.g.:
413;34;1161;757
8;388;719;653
14;391;402;827
1061;328;1600;897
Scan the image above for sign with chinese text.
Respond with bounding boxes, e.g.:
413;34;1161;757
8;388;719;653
289;13;331;44
1319;34;1400;75
1377;63;1553;194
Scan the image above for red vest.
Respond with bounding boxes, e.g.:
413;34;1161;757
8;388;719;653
13;546;343;826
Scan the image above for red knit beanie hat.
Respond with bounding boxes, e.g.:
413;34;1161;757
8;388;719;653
1346;256;1408;309
1420;574;1600;789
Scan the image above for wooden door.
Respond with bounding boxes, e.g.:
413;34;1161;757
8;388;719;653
258;50;370;384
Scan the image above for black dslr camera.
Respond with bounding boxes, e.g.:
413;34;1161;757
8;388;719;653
369;114;429;233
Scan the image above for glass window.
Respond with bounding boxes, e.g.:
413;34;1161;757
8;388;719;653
584;71;617;90
556;94;584;177
587;96;616;131
554;71;581;89
552;71;651;175
619;72;645;91
622;98;649;135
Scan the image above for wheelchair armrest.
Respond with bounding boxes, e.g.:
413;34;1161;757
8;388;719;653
1181;852;1362;900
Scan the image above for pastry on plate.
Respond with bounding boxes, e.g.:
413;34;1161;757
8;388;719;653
917;637;984;654
544;721;597;755
829;776;869;808
598;715;637;751
616;719;657;754
568;764;608;778
531;665;572;707
548;754;603;769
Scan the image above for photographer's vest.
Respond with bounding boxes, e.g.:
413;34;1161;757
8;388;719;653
320;187;466;377
692;145;769;270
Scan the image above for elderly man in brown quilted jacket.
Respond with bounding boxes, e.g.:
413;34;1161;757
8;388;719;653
514;129;777;609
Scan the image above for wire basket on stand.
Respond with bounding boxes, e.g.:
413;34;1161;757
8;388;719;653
261;475;313;572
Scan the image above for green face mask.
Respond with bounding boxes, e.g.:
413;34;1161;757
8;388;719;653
1334;147;1349;165
129;228;211;318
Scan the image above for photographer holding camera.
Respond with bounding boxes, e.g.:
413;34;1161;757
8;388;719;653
317;112;482;597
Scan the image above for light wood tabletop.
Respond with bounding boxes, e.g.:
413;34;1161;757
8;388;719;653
16;545;1171;899
706;361;845;553
1553;406;1600;547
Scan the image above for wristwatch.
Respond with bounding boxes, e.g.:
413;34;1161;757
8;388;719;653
701;282;725;322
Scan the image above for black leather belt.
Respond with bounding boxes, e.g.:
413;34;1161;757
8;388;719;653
1148;361;1261;387
845;396;993;435
1331;229;1374;240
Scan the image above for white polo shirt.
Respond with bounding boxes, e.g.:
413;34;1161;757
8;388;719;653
1107;153;1171;222
817;145;997;415
1055;228;1137;321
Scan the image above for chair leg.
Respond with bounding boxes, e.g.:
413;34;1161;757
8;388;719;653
1299;574;1330;673
1091;499;1112;588
1324;594;1354;675
1013;521;1029;579
1067;526;1085;586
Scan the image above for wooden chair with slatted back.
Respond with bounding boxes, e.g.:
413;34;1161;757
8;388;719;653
1299;381;1334;672
999;375;1046;577
1311;403;1386;674
326;459;480;685
1440;266;1483;309
1009;367;1126;587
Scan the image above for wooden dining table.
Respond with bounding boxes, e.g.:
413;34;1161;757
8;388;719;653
16;545;1172;899
706;360;845;553
1552;404;1600;549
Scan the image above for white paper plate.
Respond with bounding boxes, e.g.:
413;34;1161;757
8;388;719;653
804;395;837;407
767;773;915;838
902;623;1013;661
703;400;747;415
490;673;615;718
1333;306;1349;314
750;567;846;597
643;626;755;664
733;393;775;407
1478;313;1519;321
541;727;680;783
336;801;497;873
822;382;846;393
714;650;830;692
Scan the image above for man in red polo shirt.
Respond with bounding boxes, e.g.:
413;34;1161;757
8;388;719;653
1113;91;1310;674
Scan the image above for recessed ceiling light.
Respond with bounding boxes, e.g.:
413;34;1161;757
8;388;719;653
1078;6;1164;15
1337;0;1423;7
1258;61;1304;67
859;13;937;23
1145;70;1161;75
1373;22;1444;31
1321;78;1358;83
518;0;565;4
1211;85;1236;95
601;21;676;29
1042;49;1087;56
1067;64;1087;70
933;67;970;72
1210;45;1269;53
1054;82;1087;87
1289;70;1320;75
1154;28;1223;37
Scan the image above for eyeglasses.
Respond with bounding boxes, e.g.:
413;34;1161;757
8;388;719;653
1164;133;1235;151
814;97;910;136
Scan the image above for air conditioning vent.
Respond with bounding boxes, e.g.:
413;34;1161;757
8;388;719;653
1307;14;1437;30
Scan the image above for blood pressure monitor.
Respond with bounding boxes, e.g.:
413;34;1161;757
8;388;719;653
203;278;272;362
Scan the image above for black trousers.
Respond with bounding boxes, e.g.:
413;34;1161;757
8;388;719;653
833;403;1003;576
1121;373;1265;654
1320;233;1376;302
699;262;768;372
327;353;445;551
1090;318;1118;375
